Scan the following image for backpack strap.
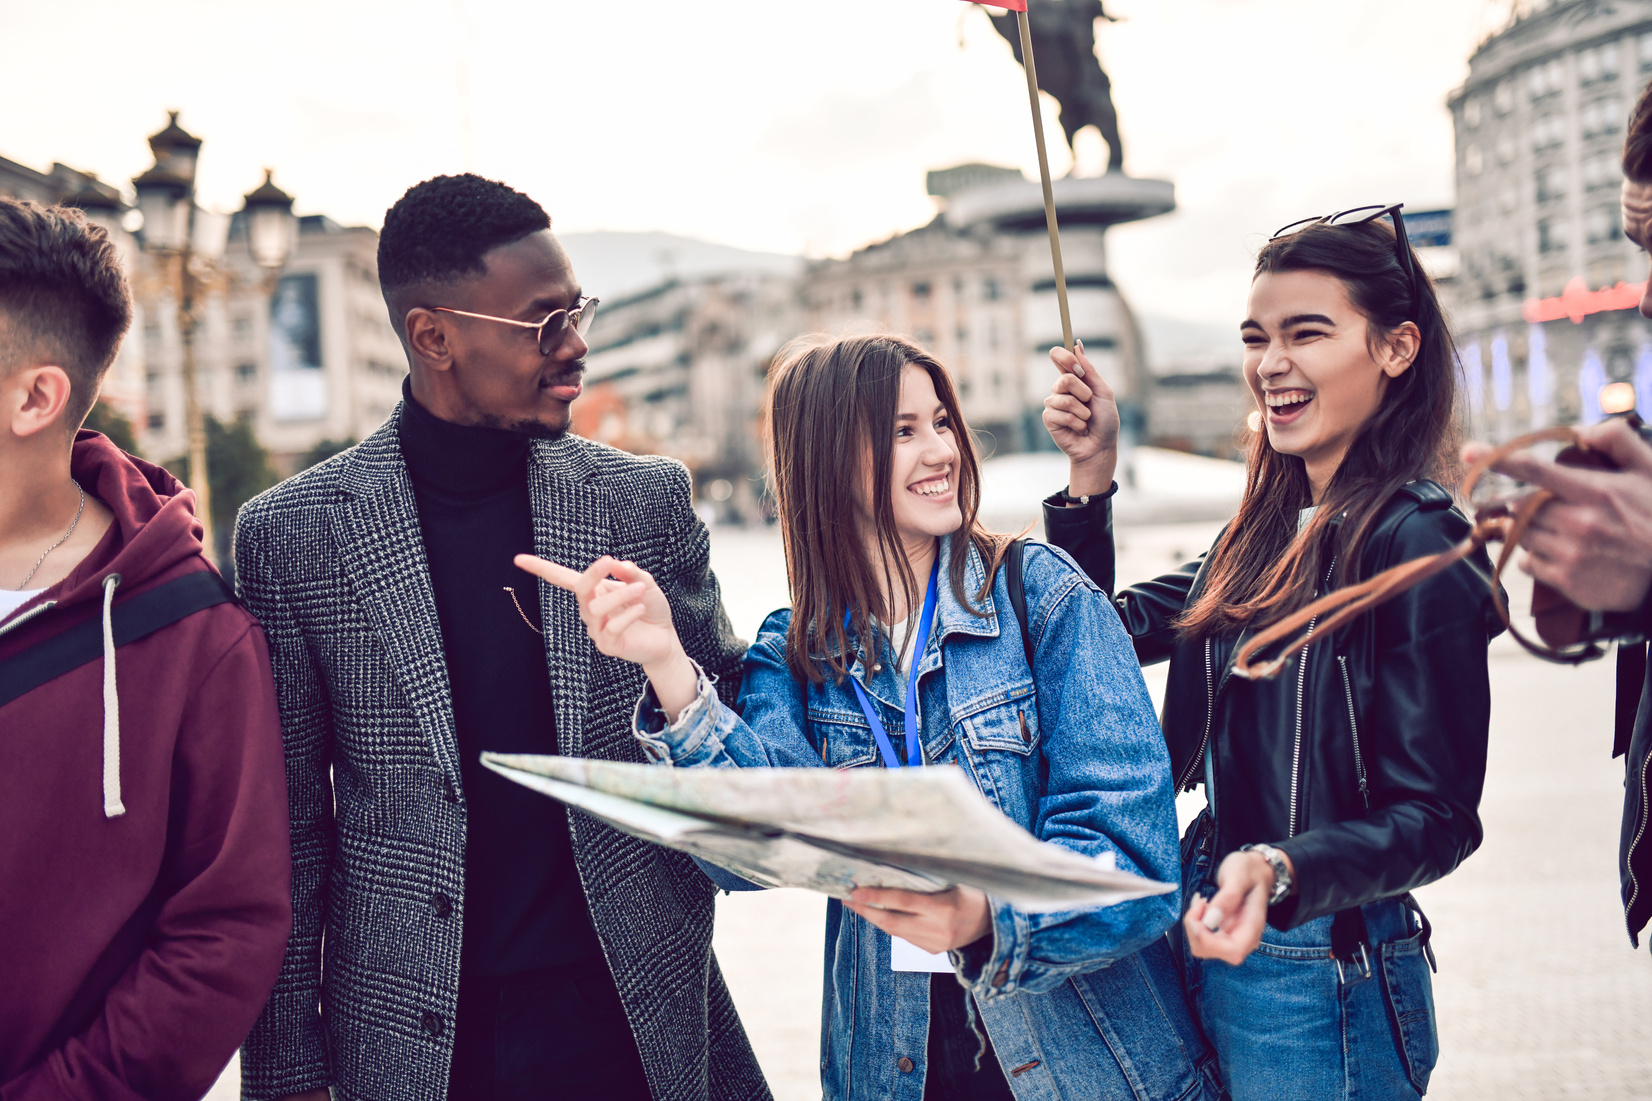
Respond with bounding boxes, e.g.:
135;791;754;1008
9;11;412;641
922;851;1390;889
0;570;236;711
1006;538;1035;674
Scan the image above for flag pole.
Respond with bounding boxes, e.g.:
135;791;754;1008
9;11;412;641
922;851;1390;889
1015;7;1074;353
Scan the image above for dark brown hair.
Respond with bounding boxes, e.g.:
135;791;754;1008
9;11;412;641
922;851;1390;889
1178;219;1458;641
1626;78;1652;184
765;334;1013;683
0;199;132;429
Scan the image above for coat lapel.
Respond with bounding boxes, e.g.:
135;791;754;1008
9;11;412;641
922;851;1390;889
330;410;463;789
528;436;611;760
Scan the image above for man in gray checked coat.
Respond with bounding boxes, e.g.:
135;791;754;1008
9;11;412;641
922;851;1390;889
235;174;770;1101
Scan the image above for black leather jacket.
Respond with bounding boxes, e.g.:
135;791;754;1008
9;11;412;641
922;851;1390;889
1045;480;1503;928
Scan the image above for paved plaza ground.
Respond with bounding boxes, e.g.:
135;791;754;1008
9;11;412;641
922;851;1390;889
211;521;1652;1099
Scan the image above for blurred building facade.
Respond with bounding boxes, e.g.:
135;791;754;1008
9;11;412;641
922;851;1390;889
135;213;405;471
1449;0;1652;439
801;164;1175;458
578;271;800;523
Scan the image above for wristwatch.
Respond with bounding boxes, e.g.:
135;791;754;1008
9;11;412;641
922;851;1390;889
1241;843;1292;905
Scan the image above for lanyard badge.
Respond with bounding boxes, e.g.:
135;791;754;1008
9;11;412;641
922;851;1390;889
847;559;940;770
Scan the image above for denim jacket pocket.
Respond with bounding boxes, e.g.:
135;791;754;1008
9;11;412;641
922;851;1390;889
1379;930;1439;1094
811;713;880;770
960;694;1040;756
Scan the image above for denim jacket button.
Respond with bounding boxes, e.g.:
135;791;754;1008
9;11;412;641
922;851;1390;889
897;1056;914;1074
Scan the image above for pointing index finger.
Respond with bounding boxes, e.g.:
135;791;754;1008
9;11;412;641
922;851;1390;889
514;554;583;591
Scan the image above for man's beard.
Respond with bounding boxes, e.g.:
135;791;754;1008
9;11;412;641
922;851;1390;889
469;357;585;440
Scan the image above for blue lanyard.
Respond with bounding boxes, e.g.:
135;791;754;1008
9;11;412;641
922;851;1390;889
847;558;939;769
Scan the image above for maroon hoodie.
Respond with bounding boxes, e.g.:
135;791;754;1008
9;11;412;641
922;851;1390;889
0;432;291;1101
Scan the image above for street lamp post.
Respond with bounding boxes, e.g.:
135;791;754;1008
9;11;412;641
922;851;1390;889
132;113;296;564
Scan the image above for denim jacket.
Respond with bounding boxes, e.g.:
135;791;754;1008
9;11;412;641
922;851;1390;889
634;538;1221;1101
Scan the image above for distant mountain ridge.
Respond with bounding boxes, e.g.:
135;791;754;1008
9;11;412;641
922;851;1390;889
557;230;802;301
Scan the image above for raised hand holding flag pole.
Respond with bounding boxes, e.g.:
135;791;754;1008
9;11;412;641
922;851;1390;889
965;0;1074;352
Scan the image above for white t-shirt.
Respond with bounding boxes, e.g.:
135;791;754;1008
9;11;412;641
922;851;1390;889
1297;505;1320;533
0;587;46;623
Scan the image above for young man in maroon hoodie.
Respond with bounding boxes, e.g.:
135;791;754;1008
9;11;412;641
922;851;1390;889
0;198;294;1100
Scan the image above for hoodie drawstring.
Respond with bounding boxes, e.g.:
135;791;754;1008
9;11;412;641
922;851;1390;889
101;573;124;818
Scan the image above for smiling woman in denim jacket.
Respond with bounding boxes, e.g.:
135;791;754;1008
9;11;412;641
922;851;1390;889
1039;211;1503;1101
519;334;1223;1101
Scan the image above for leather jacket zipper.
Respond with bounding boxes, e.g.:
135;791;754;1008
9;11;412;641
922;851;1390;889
1288;558;1338;838
1627;751;1651;938
1175;637;1217;793
1337;654;1370;811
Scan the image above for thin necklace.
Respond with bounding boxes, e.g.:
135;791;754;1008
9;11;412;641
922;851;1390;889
16;483;86;589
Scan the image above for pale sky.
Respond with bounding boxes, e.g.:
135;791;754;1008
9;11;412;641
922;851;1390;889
2;0;1506;331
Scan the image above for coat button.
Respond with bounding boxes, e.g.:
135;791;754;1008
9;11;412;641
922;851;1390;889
421;1010;444;1037
444;780;459;804
432;893;452;918
897;1056;914;1074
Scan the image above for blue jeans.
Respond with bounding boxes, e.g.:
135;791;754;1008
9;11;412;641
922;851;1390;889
1186;898;1439;1101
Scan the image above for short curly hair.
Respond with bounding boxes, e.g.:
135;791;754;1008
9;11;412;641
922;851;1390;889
376;173;551;297
0;198;133;429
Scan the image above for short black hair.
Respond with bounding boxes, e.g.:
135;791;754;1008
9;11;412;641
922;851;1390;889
376;173;551;297
0;198;133;428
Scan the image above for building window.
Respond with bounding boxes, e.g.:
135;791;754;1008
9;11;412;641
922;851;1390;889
1538;219;1566;253
1581;97;1625;140
1531;114;1565;154
232;314;253;339
912;281;931;300
1578;42;1620;85
956;326;968;345
1464;97;1482;129
983;278;1001;301
851;288;863;310
1586;206;1621;244
1527;59;1564;101
147;412;165;430
236;362;258;385
1497;136;1516;165
1535;166;1565;203
1584;150;1619;190
1466;145;1484;176
915;329;935;346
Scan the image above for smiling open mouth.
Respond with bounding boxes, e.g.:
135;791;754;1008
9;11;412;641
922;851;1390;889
1264;390;1314;422
908;474;952;499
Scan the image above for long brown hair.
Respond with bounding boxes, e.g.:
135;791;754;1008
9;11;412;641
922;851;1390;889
1178;218;1459;640
765;334;1013;683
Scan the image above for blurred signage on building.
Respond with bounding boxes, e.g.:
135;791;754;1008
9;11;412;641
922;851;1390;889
269;272;326;420
1404;208;1453;248
1522;276;1647;324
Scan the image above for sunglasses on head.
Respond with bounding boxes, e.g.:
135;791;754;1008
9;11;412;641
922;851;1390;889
1271;203;1418;291
432;295;600;356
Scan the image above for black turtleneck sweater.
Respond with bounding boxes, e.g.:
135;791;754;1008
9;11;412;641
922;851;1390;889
398;387;602;978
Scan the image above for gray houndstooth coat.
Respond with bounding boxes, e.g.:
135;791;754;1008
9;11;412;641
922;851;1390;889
233;407;771;1101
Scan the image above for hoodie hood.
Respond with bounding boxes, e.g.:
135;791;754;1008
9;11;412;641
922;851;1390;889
1;431;212;819
35;430;206;617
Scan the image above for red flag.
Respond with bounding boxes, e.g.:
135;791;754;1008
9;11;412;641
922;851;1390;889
964;0;1028;10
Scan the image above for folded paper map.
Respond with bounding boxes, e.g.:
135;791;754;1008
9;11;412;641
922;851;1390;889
480;753;1173;912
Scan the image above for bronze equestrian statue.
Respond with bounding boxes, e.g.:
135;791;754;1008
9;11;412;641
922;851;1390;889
984;0;1125;173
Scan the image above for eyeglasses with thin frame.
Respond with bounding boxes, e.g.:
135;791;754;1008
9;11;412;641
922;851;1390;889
1271;203;1417;290
432;295;599;356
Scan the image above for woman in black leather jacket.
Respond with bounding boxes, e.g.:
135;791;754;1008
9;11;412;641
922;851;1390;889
1038;210;1501;1101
